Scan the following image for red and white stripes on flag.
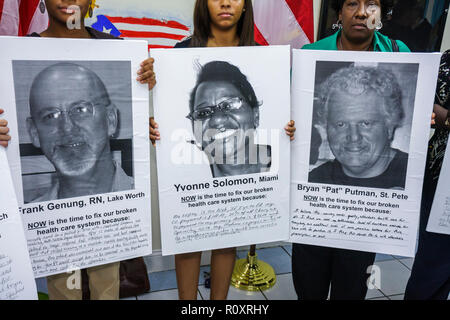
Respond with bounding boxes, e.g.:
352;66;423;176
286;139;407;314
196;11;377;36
0;0;20;35
106;16;191;49
254;0;314;48
0;0;48;36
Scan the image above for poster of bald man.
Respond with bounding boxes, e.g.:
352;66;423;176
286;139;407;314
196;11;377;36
290;50;441;257
14;60;135;203
0;37;152;277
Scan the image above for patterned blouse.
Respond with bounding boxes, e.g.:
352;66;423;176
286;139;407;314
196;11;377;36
428;50;450;181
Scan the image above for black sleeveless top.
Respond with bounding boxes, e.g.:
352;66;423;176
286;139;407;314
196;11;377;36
28;26;121;39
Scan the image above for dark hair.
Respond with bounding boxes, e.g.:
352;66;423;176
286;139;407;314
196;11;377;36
190;0;255;47
391;0;422;20
189;61;258;113
331;0;394;20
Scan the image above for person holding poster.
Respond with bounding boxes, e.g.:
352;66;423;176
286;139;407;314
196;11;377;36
291;0;411;300
0;0;155;300
405;50;450;300
149;0;295;300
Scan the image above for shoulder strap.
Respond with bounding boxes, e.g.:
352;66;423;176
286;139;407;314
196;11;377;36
390;39;399;52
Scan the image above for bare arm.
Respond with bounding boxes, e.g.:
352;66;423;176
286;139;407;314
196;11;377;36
433;103;449;129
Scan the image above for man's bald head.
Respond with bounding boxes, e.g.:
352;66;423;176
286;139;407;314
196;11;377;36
29;63;111;117
26;62;118;178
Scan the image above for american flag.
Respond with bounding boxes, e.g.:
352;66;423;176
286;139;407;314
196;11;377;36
91;14;190;50
0;0;48;36
254;0;314;48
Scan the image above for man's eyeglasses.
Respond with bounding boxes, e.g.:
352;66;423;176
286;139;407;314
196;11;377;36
37;101;104;125
186;97;244;121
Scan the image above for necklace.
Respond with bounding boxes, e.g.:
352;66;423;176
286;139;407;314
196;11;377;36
339;36;372;51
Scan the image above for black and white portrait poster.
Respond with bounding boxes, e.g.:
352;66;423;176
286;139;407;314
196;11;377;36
0;37;152;277
151;46;291;255
290;49;441;257
0;148;37;300
427;141;450;235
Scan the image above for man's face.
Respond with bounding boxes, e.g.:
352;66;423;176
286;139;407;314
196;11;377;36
28;66;116;177
326;90;394;177
191;80;258;161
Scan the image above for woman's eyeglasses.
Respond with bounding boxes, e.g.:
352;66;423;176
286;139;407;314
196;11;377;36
186;97;244;121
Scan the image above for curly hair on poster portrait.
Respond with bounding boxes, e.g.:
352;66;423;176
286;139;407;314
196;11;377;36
315;65;405;130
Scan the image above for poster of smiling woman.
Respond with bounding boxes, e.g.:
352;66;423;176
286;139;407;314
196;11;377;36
290;49;441;257
0;37;152;277
152;46;291;255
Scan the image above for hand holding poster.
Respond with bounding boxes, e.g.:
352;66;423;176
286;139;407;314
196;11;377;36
0;37;152;277
0;148;37;300
427;141;450;235
290;50;441;257
152;46;291;255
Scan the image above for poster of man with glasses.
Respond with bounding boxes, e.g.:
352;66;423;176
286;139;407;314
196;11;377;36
151;46;291;255
14;61;135;203
0;37;152;277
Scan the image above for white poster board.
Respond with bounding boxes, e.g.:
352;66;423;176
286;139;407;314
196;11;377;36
152;46;291;255
0;37;152;277
427;142;450;235
290;49;441;257
0;148;37;300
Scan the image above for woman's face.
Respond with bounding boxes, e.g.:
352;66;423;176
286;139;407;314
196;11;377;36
339;0;382;43
207;0;245;31
191;80;258;160
45;0;91;25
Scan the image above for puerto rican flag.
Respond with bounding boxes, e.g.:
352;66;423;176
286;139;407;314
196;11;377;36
254;0;314;48
91;14;190;50
0;0;48;36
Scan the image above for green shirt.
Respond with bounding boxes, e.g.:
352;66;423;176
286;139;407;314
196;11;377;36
302;30;410;52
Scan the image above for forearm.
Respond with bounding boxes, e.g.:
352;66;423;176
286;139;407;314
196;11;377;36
433;104;449;129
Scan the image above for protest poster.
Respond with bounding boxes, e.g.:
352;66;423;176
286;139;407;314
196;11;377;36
0;148;37;300
427;141;450;235
290;49;441;257
152;46;291;255
0;37;151;277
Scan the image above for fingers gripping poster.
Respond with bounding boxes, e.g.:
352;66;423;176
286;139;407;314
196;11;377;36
290;50;441;257
0;37;151;277
152;46;291;255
